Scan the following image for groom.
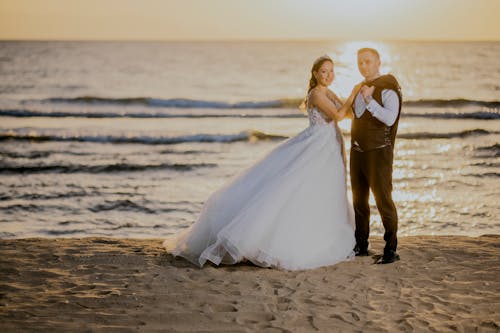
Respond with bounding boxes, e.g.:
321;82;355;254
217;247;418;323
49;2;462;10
350;48;402;264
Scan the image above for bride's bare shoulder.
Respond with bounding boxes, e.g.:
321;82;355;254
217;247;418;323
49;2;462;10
308;88;324;104
306;88;318;108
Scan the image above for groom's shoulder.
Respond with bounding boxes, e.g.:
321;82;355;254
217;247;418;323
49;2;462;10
378;74;401;93
382;74;400;86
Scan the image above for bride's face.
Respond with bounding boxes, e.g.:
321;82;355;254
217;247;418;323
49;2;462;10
314;61;334;87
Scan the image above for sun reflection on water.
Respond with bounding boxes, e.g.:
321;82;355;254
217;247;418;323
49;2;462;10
393;189;441;204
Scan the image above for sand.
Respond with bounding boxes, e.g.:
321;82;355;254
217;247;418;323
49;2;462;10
0;235;499;332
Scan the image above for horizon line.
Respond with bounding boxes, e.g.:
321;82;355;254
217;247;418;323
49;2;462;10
1;37;499;43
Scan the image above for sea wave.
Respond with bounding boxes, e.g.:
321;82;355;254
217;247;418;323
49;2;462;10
2;108;499;120
403;111;500;120
404;99;500;108
0;150;52;159
89;199;155;214
0;149;205;159
42;96;302;109
87;199;181;215
398;129;499;139
0;130;288;145
0;109;301;119
474;144;500;158
0;129;497;147
12;96;492;110
463;172;500;178
2;191;89;201
2;151;92;159
0;162;217;174
43;229;89;236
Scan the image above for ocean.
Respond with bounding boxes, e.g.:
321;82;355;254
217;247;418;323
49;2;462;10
0;40;499;238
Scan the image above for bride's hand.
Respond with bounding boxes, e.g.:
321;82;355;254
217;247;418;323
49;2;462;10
352;82;364;96
346;82;364;103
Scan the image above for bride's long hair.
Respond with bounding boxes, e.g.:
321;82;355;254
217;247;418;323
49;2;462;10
301;55;334;111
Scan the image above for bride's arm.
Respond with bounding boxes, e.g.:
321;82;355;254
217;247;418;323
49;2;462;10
326;90;340;104
310;90;344;121
330;84;363;119
331;91;353;119
311;86;361;121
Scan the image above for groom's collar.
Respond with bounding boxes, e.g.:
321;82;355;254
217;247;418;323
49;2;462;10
364;74;381;86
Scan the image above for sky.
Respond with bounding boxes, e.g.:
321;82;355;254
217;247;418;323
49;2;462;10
1;0;499;41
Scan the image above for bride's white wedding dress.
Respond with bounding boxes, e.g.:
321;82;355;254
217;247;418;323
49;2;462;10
168;107;355;270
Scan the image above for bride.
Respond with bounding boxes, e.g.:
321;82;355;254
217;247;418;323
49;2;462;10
166;55;361;270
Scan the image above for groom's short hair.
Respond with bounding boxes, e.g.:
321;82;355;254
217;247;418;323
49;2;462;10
358;48;380;60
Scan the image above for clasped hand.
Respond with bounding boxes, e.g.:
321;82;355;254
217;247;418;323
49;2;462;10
352;82;374;103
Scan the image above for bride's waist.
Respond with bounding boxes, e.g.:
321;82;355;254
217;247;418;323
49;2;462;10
304;123;341;137
308;121;336;128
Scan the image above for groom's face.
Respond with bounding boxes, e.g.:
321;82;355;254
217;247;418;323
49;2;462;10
357;51;381;80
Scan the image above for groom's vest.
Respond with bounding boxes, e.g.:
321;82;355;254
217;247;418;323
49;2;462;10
351;74;402;152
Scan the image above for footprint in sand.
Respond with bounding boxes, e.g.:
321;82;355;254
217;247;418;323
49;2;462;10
235;312;275;325
415;299;435;311
202;302;238;313
277;297;296;311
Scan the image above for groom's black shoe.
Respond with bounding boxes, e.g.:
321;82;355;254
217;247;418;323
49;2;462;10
354;245;372;257
376;250;400;264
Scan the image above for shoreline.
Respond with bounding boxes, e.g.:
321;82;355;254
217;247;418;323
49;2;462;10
1;235;499;332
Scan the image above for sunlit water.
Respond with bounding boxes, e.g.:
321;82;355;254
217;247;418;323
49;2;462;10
0;41;499;238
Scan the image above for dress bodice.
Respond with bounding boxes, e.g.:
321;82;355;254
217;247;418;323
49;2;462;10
307;100;342;126
307;105;347;166
307;108;329;126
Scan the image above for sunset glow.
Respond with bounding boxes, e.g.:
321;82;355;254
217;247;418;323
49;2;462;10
1;0;499;41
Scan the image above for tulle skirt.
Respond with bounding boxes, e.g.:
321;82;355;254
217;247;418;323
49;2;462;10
166;123;355;270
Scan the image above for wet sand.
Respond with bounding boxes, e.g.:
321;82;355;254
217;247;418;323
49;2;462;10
1;235;499;332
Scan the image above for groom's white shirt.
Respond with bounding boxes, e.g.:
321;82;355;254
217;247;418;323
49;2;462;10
354;89;399;126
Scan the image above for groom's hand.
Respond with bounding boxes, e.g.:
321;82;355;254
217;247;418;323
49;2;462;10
360;85;375;103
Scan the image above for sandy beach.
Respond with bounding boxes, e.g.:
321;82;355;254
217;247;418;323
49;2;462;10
0;235;499;332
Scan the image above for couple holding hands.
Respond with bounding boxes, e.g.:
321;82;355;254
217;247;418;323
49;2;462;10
168;47;402;270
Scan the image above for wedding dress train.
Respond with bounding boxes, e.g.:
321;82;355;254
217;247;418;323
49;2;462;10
167;108;355;270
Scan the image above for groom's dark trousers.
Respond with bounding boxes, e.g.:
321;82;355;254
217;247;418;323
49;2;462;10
350;145;398;253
